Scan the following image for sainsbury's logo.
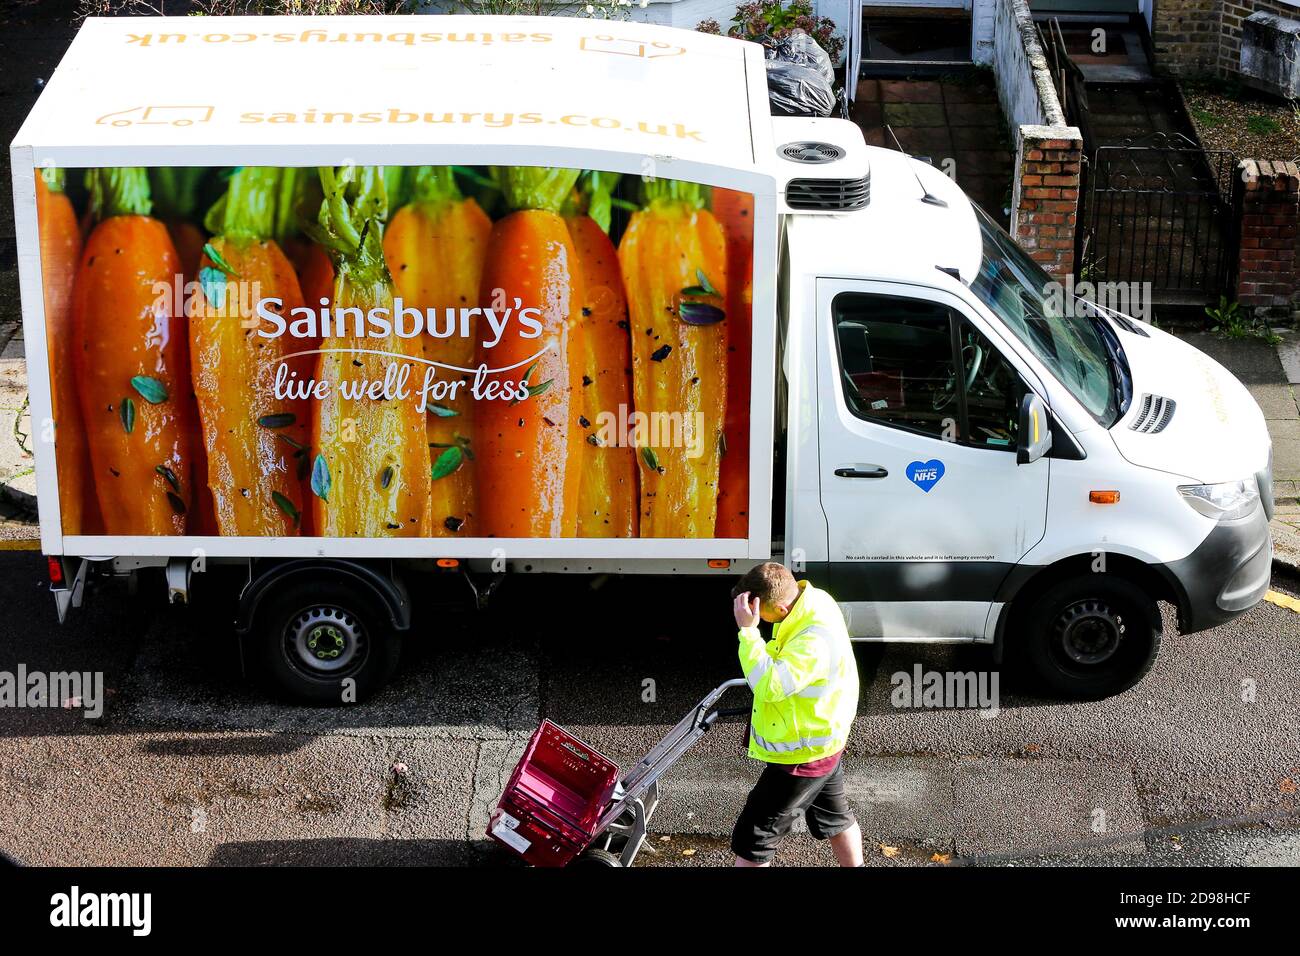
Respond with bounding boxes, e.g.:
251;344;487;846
254;297;542;351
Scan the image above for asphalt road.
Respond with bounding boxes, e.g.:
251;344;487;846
0;552;1297;868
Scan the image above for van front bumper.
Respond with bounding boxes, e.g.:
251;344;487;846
1156;506;1272;634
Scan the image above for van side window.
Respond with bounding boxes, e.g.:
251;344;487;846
960;319;1027;450
832;293;958;441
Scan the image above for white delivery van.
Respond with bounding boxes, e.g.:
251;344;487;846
10;15;1273;703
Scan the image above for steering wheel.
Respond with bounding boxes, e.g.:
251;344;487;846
932;342;985;411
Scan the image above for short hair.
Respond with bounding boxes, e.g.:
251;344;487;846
731;562;798;605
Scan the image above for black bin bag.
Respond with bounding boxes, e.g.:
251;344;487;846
763;29;835;117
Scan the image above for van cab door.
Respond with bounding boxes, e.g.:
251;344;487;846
814;279;1050;641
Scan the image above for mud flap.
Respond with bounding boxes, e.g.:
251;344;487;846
52;557;87;624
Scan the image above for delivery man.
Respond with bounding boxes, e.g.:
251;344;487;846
730;562;862;867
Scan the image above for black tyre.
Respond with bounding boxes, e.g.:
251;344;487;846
252;577;401;705
569;848;624;868
1018;575;1161;700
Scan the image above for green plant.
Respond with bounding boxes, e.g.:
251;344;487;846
1190;107;1222;129
723;1;844;63
1246;114;1283;137
1207;295;1247;336
1206;295;1280;343
1075;235;1103;285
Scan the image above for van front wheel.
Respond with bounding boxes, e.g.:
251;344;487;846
1017;576;1161;700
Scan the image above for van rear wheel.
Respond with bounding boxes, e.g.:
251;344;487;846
252;577;401;705
1018;575;1161;700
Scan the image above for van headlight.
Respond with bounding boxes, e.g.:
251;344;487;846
1177;480;1260;520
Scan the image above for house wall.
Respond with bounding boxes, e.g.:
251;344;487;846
1154;0;1300;76
974;0;997;64
1152;0;1221;75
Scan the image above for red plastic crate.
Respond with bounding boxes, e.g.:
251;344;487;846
488;720;620;867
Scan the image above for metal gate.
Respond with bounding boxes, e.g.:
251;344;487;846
1078;132;1239;304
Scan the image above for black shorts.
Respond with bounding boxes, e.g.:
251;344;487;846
730;762;856;864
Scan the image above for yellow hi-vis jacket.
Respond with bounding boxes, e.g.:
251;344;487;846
738;581;859;765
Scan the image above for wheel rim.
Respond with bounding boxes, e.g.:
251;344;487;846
284;605;367;678
1052;598;1125;667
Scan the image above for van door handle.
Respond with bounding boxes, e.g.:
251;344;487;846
834;465;888;479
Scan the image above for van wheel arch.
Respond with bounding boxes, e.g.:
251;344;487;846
236;561;412;705
995;554;1171;698
235;559;412;636
998;553;1173;637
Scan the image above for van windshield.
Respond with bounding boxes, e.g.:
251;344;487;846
969;207;1119;427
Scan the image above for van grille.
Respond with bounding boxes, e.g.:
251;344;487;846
1129;393;1177;433
785;176;870;211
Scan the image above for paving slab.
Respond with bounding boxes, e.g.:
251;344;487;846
895;125;955;156
1247;383;1300;421
883;102;947;129
953;757;1145;859
1274;438;1300;483
881;79;944;104
849;100;882;127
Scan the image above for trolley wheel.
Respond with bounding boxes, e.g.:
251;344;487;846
569;848;624;868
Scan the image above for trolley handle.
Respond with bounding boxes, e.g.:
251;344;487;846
701;705;751;730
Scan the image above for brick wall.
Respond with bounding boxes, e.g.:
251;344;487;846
1011;126;1084;279
1235;159;1300;316
1153;0;1221;75
1153;0;1300;76
1218;0;1300;74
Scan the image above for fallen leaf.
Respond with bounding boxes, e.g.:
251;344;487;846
681;848;696;857
1280;778;1297;794
659;836;671;843
930;852;952;864
1025;743;1041;753
879;844;901;858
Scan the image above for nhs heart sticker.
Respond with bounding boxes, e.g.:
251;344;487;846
906;459;945;493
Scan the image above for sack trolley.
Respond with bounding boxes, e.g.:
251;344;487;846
488;678;751;867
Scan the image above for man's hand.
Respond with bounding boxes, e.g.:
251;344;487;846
733;592;762;630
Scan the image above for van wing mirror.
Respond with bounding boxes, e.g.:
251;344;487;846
1017;393;1053;465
